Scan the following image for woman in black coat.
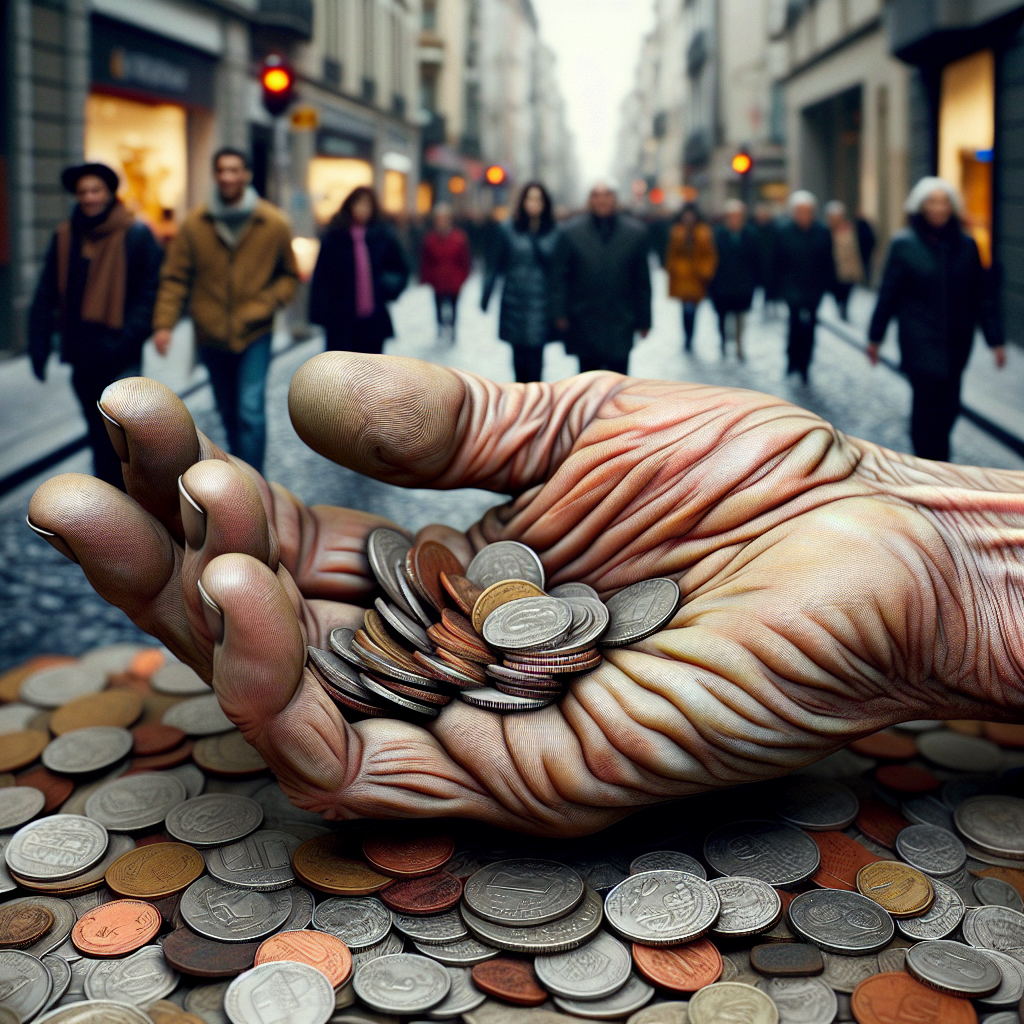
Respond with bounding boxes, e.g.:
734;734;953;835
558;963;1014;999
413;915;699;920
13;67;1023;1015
868;177;1004;463
309;186;409;353
709;199;760;359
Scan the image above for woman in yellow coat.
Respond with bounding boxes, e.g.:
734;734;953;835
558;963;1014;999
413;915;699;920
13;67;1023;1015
666;203;718;351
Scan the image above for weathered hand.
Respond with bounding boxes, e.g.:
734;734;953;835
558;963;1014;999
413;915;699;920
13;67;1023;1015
28;355;1024;836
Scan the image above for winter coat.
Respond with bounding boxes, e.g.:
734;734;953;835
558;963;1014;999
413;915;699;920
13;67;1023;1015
481;221;560;349
309;221;409;349
709;224;760;312
550;213;652;361
419;228;472;296
868;216;1002;379
773;219;836;309
752;219;779;300
665;221;717;302
153;198;299;353
29;218;162;379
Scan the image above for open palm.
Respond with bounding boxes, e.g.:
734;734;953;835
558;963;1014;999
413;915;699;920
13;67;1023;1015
29;353;1024;836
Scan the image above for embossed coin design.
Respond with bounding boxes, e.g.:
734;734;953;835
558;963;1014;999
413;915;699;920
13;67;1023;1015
254;929;353;988
895;823;967;876
604;870;721;945
181;876;293;943
631;938;723;991
164;794;263;848
703;820;821;886
85;772;187;832
224;961;334;1024
204;829;301;891
362;832;454;878
71;899;160;957
856;860;935;917
0;902;54;949
4;815;109;881
534;930;632;1000
464;859;585;925
312;895;392;950
42;726;134;775
601;579;681;646
788;889;895;953
105;842;205;899
896;877;965;940
466;541;545;590
353;952;452;1014
628;851;706;878
708;875;781;937
687;981;778;1024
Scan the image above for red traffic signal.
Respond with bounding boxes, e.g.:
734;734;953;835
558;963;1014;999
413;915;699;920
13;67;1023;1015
731;151;753;175
261;55;294;118
485;165;506;186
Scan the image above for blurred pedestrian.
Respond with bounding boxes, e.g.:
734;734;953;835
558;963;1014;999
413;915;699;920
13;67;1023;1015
481;181;559;383
152;148;297;475
419;203;471;342
29;162;162;490
824;200;865;321
774;191;835;384
665;203;717;352
752;203;780;319
868;177;1004;462
856;212;876;283
550;182;651;375
709;199;759;360
309;186;409;357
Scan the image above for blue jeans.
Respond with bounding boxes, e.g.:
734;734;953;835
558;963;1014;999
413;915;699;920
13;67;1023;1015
199;333;272;473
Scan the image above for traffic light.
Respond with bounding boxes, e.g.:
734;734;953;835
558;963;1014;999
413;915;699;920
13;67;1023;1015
731;150;753;176
485;165;506;186
261;54;294;118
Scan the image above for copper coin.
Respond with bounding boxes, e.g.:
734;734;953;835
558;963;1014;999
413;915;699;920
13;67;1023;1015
293;834;393;895
982;722;1024;747
427;624;491;664
856;861;934;918
132;724;187;756
106;842;205;899
72;898;161;957
0;655;75;702
363;831;455;878
632;939;723;992
749;942;823;977
370;675;453;707
850;971;977;1024
849;730;917;760
363;611;427;674
875;764;939;794
435;648;488;682
163;926;259;978
0;730;49;773
16;767;74;812
856;799;909;849
472;958;548;1006
809;830;880;891
193;730;267;775
108;670;151;693
441;609;489;649
414;540;465;612
412;651;481;688
129;649;166;680
440;572;483;616
255;929;353;988
310;665;389;718
471;580;547;634
380;871;463;914
491;681;567;700
124;741;195;774
136;832;173;848
0;902;54;949
49;689;144;735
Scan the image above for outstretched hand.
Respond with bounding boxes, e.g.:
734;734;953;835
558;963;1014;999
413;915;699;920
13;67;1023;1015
28;354;1024;836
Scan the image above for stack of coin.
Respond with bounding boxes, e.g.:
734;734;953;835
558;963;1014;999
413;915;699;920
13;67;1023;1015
306;531;681;720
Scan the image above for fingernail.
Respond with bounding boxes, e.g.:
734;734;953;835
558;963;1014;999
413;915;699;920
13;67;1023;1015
26;516;79;564
197;578;224;644
97;402;129;463
177;475;207;549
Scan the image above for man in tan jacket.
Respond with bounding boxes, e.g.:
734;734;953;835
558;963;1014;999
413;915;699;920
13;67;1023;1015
153;147;298;473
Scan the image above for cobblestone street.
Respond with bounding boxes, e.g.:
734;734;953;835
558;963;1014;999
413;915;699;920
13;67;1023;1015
3;266;1023;671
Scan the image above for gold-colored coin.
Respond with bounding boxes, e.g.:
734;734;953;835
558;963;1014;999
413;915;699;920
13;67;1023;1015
856;860;935;917
471;580;546;634
106;842;205;899
193;729;266;776
49;689;144;735
292;834;393;895
363;611;425;673
0;731;49;773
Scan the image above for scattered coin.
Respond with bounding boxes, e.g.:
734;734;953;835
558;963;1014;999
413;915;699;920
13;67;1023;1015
162;695;234;736
632;937;722;991
412;935;500;966
896;876;965;940
973;875;1024;913
181;876;294;943
48;691;143;736
628;850;706;877
0;730;50;773
917;730;1003;772
875;764;940;793
0;948;54;1020
0;785;46;830
151;662;211;695
464;859;585;926
164;794;263;848
363;831;454;878
756;977;837;1024
855;799;909;849
192;731;266;776
37;1002;156;1023
482;596;573;650
16;767;73;813
976;946;1024;1009
105;842;205;899
20;665;107;709
906;938;1002;996
534;929;632;999
709;875;781;936
788;890;895;954
818;951;878;993
895;823;967;876
41;727;134;775
381;871;463;914
704;820;821;886
71;899;160;957
749;942;823;977
85;771;186;831
204;829;301;892
552;973;655;1020
4;814;109;881
84;944;178;1003
292;834;394;895
776;778;859;831
0;901;54;949
131;724;187;757
687;981;778;1024
313;896;393;950
471;958;548;1006
962;904;1024;950
354;952;452;1014
225;960;335;1024
856;860;934;917
466;541;545;590
605;870;720;946
393;906;468;945
162;926;260;979
954;795;1024;861
255;929;353;988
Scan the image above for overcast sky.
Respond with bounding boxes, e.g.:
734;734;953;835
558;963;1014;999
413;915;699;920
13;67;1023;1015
531;0;655;188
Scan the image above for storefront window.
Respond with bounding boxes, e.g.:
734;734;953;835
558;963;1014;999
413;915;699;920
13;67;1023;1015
382;169;408;215
308;157;375;225
939;50;994;267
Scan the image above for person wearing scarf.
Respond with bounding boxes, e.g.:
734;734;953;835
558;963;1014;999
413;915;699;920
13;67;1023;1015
29;163;163;490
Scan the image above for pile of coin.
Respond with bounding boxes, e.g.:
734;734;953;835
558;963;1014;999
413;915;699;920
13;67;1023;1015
306;530;682;719
2;644;1024;1024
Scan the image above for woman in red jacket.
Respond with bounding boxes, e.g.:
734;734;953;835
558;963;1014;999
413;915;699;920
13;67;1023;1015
419;204;472;341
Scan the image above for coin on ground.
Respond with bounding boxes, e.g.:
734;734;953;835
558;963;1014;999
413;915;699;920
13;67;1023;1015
850;970;977;1023
954;795;1024;859
192;731;266;776
897;877;965;940
412;935;499;966
4;814;109;881
788;890;895;954
895;823;966;876
181;876;294;943
381;871;462;915
131;724;187;757
49;691;143;736
808;830;880;890
85;771;186;831
632;937;722;991
775;778;859;831
353;952;452;1014
312;896;392;950
709;875;781;936
974;875;1024;913
164;793;263;847
0;902;54;949
755;977;836;1024
961;904;1024;949
20;665;107;708
534;930;632;1000
225;960;335;1024
255;929;353;988
362;831;454;878
629;851;706;878
71;899;160;957
856;860;934;917
162;694;234;736
464;859;584;926
151;662;210;695
855;799;909;849
84;944;178;1003
0;731;49;773
471;958;548;1005
293;836;393;896
905;938;1001;997
105;841;205;898
36;1002;156;1023
604;870;720;946
392;907;467;946
749;943;823;977
0;948;54;1020
0;785;46;830
687;981;778;1024
162;926;259;979
42;726;134;775
703;820;820;886
552;974;654;1020
205;829;301;891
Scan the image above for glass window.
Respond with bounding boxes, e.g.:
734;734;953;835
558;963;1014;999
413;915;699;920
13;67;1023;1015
308;156;374;225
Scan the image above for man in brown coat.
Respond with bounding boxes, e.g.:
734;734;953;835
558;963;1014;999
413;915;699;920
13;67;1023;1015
153;147;298;473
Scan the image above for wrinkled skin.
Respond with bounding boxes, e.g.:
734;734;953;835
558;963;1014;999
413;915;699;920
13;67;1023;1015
28;353;1024;836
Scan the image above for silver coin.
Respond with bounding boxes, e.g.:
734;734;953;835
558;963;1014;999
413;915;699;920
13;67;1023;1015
351;931;405;971
352;644;440;689
181;876;294;942
4;896;76;957
955;796;1024;860
280;886;315;932
629;851;706;878
709;875;781;937
460;885;603;953
532;598;609;652
902;795;954;831
79;643;146;675
327;630;373;670
167;763;205;800
604;870;720;946
625;1000;689;1024
601;579;680;647
917;731;1003;772
374;598;434;653
775;778;859;831
704;820;821;887
755;977;837;1024
250;781;325;830
367;528;417;618
425;966;486;1020
0;949;53;1020
534;929;632;999
0;702;44;734
820;952;879;994
19;665;107;708
393;908;468;945
184;981;230;1024
962;905;1024;950
307;646;378;699
0;786;46;831
977;947;1024;1008
974;877;1024;914
151;662;211;695
788;890;894;954
464;859;585;925
162;694;234;736
397;563;436;629
165;794;264;848
225;961;335;1024
412;937;500;966
876;945;908;973
905;938;1001;996
549;582;600;601
897;876;965;940
84;945;178;1004
688;982;778;1024
85;772;187;831
977;1013;1023;1024
53;954;97;1006
481;596;572;651
359;673;441;719
40;954;72;1013
354;953;452;1014
553;975;655;1020
895;823;966;876
4;814;109;881
313;897;393;950
65;885;117;920
42;727;134;775
38;1003;155;1023
204;829;301;891
458;687;557;712
466;541;545;590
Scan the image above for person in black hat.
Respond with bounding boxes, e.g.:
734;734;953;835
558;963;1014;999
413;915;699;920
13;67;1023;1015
28;163;163;490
